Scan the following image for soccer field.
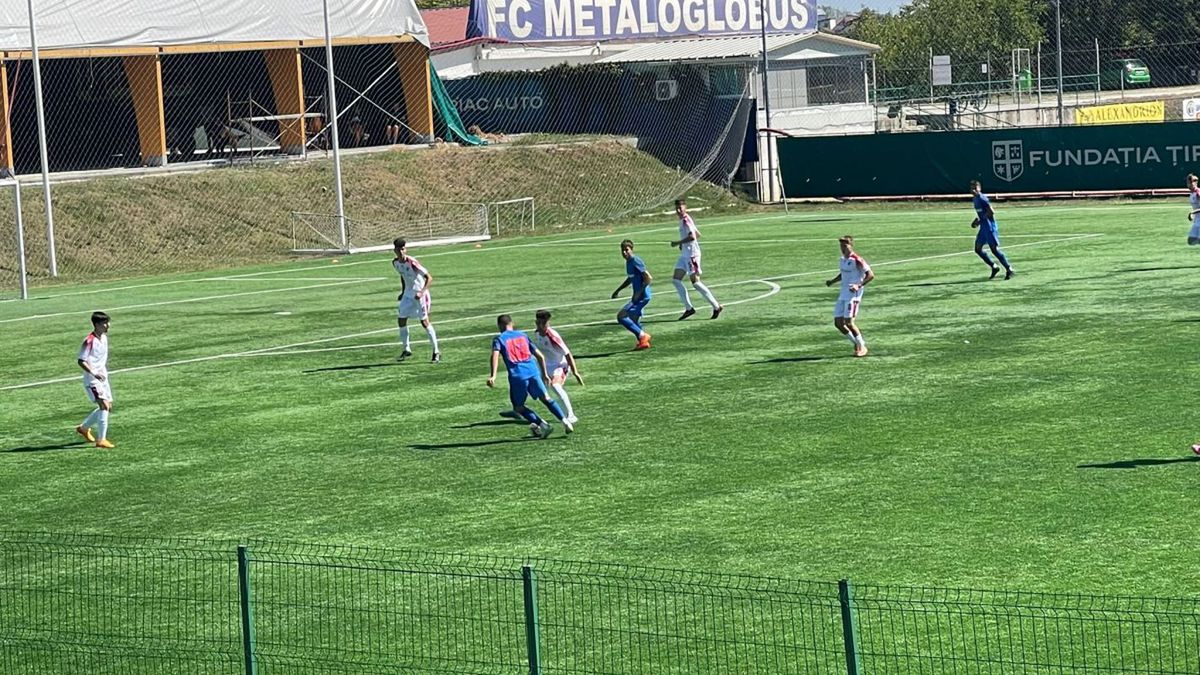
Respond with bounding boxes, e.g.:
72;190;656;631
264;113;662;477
0;201;1194;597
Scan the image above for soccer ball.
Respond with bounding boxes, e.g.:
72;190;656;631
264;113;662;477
529;422;543;438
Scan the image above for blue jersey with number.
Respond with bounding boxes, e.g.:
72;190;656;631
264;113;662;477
973;193;997;230
626;255;651;299
493;330;539;380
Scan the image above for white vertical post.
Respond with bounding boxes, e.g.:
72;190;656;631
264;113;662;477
321;0;348;251
759;3;774;204
1054;0;1064;126
13;179;27;300
27;0;56;276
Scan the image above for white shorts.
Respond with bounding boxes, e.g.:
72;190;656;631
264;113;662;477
675;250;702;276
1189;222;1200;241
548;364;570;385
834;292;864;319
397;293;431;320
84;378;113;403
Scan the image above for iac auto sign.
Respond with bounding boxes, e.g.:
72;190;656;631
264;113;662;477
471;0;816;41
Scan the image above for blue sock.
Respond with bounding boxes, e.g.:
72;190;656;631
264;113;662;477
544;399;566;421
975;249;995;268
992;248;1011;270
618;316;642;336
518;408;542;425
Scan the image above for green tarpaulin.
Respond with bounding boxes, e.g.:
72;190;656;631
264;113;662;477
430;64;486;146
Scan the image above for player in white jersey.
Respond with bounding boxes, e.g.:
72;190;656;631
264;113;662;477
825;236;874;357
670;199;723;320
392;238;441;363
501;309;584;424
76;311;115;448
1186;174;1200;245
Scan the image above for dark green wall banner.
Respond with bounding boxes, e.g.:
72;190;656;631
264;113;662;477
778;122;1200;198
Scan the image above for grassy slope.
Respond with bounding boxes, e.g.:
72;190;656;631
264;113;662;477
0;201;1196;598
1;140;746;287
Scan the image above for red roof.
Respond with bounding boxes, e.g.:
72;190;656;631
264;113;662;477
421;7;470;47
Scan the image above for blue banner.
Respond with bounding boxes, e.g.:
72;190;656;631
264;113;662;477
469;0;815;42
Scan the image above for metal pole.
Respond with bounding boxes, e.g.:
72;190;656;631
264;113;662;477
27;0;56;277
321;0;348;250
13;179;27;300
1036;42;1042;106
1094;37;1100;95
1055;0;1064;125
760;0;774;204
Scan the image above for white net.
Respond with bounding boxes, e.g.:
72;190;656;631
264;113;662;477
0;0;757;295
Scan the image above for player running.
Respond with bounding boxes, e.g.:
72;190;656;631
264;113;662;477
825;236;874;358
76;311;116;449
393;238;441;363
1186;174;1200;245
532;309;583;425
611;239;653;350
670;199;723;320
970;180;1014;280
487;314;573;438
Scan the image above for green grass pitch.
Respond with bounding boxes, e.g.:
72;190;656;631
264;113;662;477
0;201;1195;595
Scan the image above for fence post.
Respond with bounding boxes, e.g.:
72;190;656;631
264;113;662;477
238;545;258;675
522;565;542;675
838;579;861;675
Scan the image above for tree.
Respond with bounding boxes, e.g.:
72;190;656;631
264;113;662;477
847;0;1046;94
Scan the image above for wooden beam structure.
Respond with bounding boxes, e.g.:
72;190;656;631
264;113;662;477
394;42;434;142
264;49;307;155
0;60;13;174
121;54;168;166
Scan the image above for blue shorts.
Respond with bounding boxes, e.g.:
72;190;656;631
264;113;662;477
621;295;651;319
976;227;1000;249
508;375;547;409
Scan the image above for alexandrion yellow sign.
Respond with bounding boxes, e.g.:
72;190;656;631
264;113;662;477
1076;101;1165;125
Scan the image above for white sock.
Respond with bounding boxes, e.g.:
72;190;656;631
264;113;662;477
693;282;720;309
399;326;410;350
552;383;575;420
844;331;857;344
851;333;865;348
672;279;693;310
81;408;102;429
96;409;110;441
426;325;440;354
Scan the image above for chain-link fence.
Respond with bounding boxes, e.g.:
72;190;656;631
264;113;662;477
3;532;1200;674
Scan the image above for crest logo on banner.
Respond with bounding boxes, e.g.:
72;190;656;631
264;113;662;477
992;140;1023;182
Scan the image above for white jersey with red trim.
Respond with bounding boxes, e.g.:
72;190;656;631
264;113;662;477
533;328;571;372
78;332;109;384
393;256;430;298
678;215;700;257
839;253;871;296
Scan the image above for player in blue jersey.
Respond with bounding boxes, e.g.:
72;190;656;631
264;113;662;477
611;239;653;350
487;314;573;438
970;180;1014;280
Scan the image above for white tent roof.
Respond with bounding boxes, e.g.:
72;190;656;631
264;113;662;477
0;0;429;51
596;32;877;64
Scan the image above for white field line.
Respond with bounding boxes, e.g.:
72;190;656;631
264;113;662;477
0;279;778;391
204;276;387;282
0;279;375;325
542;233;1099;247
254;281;783;359
0;199;1152;304
0;232;1101;391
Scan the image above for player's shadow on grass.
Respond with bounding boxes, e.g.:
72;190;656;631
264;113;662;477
451;420;526;429
1077;457;1200;469
1113;265;1200;274
903;279;987;288
750;355;851;364
303;362;404;374
3;440;90;453
409;437;547;451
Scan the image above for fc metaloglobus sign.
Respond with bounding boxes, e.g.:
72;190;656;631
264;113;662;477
469;0;816;41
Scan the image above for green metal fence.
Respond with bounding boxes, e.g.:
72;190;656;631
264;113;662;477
1;532;1198;674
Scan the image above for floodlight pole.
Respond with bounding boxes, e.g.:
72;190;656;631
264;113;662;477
1055;0;1064;125
321;0;349;251
27;0;56;276
760;0;775;204
12;179;28;300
